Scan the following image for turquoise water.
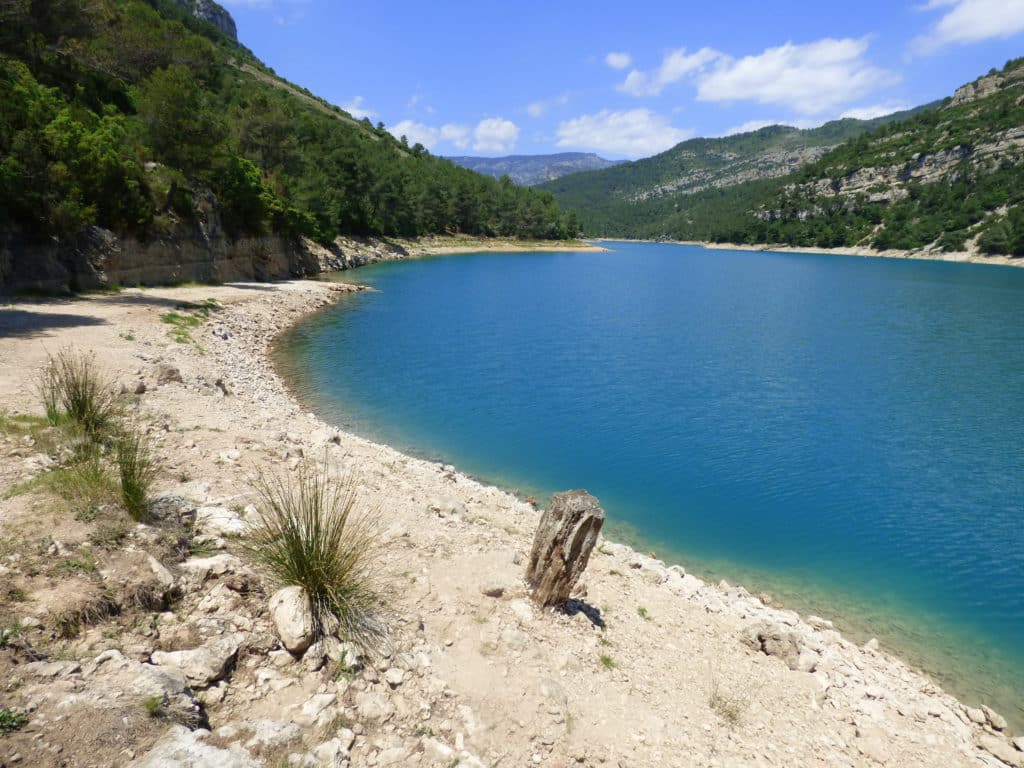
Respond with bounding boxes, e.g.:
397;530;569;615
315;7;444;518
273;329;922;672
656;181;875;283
280;242;1024;726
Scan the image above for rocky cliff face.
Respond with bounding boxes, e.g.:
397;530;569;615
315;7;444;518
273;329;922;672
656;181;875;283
629;145;834;202
169;0;237;40
0;189;415;293
950;65;1024;106
0;186;313;292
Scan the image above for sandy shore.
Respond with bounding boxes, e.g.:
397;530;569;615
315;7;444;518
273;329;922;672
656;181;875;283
1;279;1021;767
379;235;608;257
598;239;1024;269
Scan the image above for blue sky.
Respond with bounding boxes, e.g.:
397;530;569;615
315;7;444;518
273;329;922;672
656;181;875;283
221;0;1024;159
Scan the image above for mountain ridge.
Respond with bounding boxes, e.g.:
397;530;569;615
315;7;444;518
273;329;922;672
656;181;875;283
446;152;624;186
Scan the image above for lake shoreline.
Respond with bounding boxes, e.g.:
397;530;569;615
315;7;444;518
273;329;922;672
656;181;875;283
0;268;1020;764
596;238;1024;268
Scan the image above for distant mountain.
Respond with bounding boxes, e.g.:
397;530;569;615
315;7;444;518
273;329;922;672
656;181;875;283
543;56;1024;258
446;153;624;186
541;105;935;209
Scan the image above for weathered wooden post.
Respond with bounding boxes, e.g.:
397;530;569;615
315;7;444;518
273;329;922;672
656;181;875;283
526;490;604;608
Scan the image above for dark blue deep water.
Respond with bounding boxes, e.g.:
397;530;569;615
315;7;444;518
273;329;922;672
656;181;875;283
280;242;1024;725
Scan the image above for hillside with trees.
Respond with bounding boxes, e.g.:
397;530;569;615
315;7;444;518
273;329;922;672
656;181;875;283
544;59;1024;258
0;0;578;262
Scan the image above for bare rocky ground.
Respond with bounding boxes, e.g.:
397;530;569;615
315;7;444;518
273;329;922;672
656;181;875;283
1;275;1022;768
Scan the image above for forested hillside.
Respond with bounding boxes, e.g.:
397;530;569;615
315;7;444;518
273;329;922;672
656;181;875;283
0;0;578;250
545;58;1024;257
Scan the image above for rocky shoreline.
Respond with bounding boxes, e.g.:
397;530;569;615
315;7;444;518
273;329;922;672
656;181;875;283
0;272;1021;767
598;238;1023;269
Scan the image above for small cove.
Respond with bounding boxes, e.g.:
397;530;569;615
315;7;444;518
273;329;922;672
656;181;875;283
278;241;1024;727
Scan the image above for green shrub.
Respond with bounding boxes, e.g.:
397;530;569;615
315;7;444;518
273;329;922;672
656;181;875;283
247;460;386;652
0;708;28;734
116;426;155;521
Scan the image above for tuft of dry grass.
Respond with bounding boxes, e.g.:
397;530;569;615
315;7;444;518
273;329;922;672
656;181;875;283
38;348;117;439
247;458;387;653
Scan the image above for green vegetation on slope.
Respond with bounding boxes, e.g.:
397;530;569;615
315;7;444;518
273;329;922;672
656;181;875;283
0;0;578;249
541;108;932;222
546;59;1024;257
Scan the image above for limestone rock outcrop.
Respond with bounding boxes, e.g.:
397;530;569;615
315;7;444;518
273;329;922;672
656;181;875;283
168;0;237;40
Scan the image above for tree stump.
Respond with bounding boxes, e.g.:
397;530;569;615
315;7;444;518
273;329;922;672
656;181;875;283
526;490;605;608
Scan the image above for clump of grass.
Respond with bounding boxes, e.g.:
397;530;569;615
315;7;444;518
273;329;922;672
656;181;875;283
0;621;22;649
599;653;617;670
116;425;155;522
0;708;28;734
709;682;746;726
247;459;386;653
63;451;120;516
161;299;219;344
637;606;652;621
708;667;754;727
36;362;62;426
38;348;117;439
143;695;165;718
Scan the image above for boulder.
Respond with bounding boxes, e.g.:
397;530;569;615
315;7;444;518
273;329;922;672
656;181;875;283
982;704;1008;731
129;726;259;768
269;585;316;654
978;734;1024;767
179;554;244;582
195;505;247;536
82;649;202;727
157;365;183;385
525;490;604;608
741;621;803;670
99;550;177;609
151;634;241;688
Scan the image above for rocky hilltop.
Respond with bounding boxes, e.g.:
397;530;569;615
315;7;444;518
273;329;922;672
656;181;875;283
169;0;238;40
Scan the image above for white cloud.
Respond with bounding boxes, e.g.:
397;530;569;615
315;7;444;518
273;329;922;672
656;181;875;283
389;120;440;148
618;47;720;96
605;51;633;70
526;92;570;118
473;118;519;153
556;108;693;158
441;123;471;150
840;102;910;120
912;0;1024;53
697;38;897;115
341;96;376;120
386;120;469;151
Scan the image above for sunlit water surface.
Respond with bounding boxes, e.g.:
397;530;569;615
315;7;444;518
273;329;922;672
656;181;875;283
278;242;1024;727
